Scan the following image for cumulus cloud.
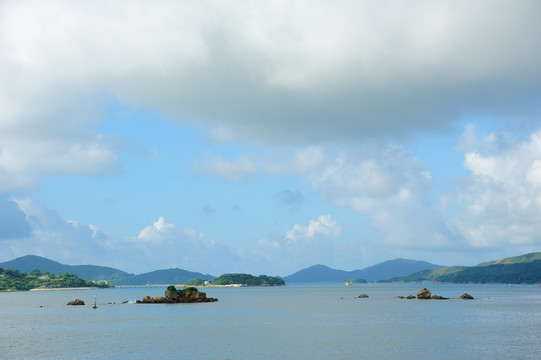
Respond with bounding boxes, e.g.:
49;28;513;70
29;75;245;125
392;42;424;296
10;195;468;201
0;200;237;274
136;216;178;243
197;142;455;251
2;197;108;265
251;215;347;272
120;216;236;273
0;130;119;190
309;146;453;249
285;215;342;244
1;0;540;164
192;146;324;180
455;127;541;249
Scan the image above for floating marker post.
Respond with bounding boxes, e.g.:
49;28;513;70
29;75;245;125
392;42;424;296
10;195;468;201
93;295;97;309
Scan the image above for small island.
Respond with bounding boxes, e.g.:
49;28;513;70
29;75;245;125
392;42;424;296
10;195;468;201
0;268;112;291
137;286;218;303
186;273;285;287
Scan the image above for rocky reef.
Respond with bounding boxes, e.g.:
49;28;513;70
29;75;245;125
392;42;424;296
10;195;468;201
66;299;85;305
396;288;475;300
137;286;218;304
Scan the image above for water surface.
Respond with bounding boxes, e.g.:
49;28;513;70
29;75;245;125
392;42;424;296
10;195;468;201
1;284;539;359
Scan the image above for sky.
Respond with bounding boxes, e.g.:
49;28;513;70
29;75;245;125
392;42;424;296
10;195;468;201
1;0;541;276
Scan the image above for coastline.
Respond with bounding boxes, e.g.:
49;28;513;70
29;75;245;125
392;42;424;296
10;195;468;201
29;287;103;291
179;284;244;288
1;287;103;292
175;284;286;288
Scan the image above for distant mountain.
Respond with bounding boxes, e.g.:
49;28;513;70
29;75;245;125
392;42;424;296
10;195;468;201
386;252;541;284
0;255;131;283
284;259;441;283
0;255;215;285
354;258;442;281
121;269;215;285
284;264;365;283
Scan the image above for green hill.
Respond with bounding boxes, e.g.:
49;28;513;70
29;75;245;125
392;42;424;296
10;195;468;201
0;268;111;291
0;255;131;283
477;252;541;266
0;255;215;285
386;252;541;284
212;273;285;286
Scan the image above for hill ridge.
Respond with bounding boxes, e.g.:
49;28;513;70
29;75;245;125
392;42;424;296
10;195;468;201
284;258;441;283
0;255;215;285
386;252;541;284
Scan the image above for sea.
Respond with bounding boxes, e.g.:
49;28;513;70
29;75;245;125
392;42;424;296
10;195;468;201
1;283;540;359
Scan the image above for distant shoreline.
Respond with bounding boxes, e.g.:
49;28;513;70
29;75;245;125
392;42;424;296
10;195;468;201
0;287;107;292
29;287;102;291
177;284;244;288
176;284;287;288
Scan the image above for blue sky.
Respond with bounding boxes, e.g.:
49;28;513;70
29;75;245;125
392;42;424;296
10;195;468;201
1;1;541;276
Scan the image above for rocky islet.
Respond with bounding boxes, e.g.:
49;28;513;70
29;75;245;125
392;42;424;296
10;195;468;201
137;286;218;304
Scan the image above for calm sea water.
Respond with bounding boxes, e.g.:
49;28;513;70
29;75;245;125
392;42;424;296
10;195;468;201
1;283;540;359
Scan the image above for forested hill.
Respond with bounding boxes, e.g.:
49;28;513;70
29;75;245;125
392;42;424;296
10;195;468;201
211;273;285;286
0;268;111;291
0;255;131;284
0;255;215;285
386;253;541;284
477;252;541;266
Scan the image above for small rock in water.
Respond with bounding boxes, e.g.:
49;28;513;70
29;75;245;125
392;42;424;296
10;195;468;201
431;294;448;300
357;294;369;298
66;299;85;306
417;288;431;299
397;295;418;299
460;293;474;300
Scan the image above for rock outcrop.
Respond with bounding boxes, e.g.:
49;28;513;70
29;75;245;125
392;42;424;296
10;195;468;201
357;294;369;298
398;288;475;300
417;288;431;299
431;294;448;300
137;286;218;304
67;299;85;306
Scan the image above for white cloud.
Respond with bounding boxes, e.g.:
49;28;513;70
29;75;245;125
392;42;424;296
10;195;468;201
456;127;541;248
197;142;455;251
1;0;540;166
252;215;348;273
285;215;342;244
0;200;236;274
192;146;324;181
136;216;177;243
0;131;119;190
4;197;108;265
119;217;236;274
309;146;453;249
